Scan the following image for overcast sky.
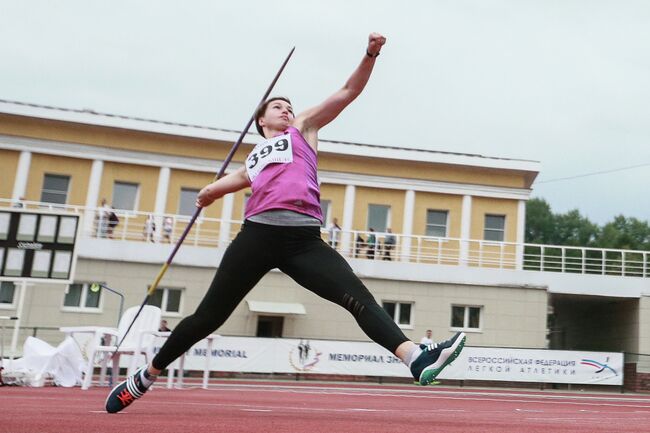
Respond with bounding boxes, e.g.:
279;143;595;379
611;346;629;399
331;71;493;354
1;1;649;224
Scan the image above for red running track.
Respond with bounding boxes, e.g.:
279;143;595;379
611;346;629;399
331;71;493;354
2;381;650;433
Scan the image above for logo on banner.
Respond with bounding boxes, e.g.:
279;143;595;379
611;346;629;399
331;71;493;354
289;340;321;372
580;357;618;376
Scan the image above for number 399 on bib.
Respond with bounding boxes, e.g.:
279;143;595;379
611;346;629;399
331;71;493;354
246;133;293;181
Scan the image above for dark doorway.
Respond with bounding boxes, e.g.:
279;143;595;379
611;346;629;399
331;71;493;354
256;315;284;337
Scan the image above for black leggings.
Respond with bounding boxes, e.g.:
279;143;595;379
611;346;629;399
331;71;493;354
152;220;409;370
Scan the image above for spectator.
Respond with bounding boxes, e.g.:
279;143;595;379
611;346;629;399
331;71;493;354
383;228;396;261
159;320;172;332
143;214;156;242
162;216;174;243
107;208;119;239
98;198;111;237
420;329;433;345
355;233;365;258
366;228;376;259
327;218;341;249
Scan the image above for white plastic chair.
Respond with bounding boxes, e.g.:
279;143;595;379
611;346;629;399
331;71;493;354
60;305;162;390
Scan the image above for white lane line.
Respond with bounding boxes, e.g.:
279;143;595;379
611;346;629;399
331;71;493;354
202;387;650;410
241;409;272;412
204;383;650;403
348;408;382;412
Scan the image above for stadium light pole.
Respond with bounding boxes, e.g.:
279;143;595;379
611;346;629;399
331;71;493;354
91;283;124;327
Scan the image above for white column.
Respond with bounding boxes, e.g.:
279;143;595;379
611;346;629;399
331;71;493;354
11;151;31;202
401;190;415;262
460;195;473;266
154;167;171;241
219;193;235;248
340;185;356;256
83;160;104;235
515;199;526;270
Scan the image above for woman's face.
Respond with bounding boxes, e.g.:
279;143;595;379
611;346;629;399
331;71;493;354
259;99;294;132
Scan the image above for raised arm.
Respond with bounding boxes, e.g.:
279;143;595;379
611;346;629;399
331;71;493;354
196;166;251;208
294;32;386;149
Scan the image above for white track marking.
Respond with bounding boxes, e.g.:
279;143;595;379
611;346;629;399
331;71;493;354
194;385;650;410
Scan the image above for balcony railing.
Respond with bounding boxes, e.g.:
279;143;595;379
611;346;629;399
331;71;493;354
2;198;649;278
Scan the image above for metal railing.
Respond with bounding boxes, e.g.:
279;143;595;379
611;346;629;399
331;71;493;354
2;198;649;278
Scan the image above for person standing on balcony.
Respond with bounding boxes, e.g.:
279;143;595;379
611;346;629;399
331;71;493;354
383;228;396;261
328;217;341;249
97;198;111;237
354;233;365;258
162;216;174;243
106;33;466;414
143;214;156;242
107;207;119;239
366;228;376;259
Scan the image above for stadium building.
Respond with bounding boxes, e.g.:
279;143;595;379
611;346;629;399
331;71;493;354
1;99;648;390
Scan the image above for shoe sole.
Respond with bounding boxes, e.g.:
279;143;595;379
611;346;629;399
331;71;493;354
419;333;466;386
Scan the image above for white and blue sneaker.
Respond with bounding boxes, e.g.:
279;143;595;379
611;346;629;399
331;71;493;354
410;332;466;385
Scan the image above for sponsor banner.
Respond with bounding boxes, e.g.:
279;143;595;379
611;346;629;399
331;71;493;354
438;347;623;385
144;337;622;386
150;336;411;377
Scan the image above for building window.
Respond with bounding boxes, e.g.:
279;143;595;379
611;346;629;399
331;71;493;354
40;174;70;204
451;305;482;331
178;188;200;216
426;210;448;237
0;281;16;307
256;316;284;337
320;200;331;227
63;283;102;310
149;287;182;315
368;204;390;232
382;301;413;328
112;182;139;211
484;214;505;242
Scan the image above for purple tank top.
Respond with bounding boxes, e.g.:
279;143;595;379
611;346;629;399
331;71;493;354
244;126;322;222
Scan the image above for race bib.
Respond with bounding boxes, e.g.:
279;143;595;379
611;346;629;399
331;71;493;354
246;133;293;181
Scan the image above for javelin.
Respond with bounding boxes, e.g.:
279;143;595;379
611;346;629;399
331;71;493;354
113;47;295;355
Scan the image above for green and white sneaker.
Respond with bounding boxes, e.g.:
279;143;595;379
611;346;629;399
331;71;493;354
410;332;466;385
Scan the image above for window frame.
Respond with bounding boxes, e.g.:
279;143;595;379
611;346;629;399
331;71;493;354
112;181;140;212
367;204;391;233
484;214;506;242
425;209;449;238
40;173;71;205
0;281;17;309
178;187;201;216
382;300;414;330
149;287;184;317
61;282;103;313
450;304;483;332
